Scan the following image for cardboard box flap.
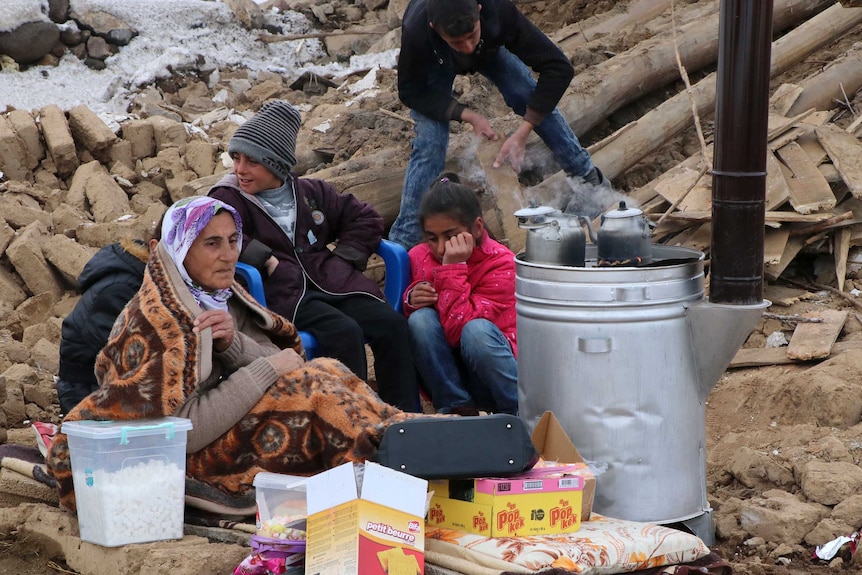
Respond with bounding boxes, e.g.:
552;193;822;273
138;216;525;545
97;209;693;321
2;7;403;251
362;462;428;517
306;462;359;515
531;411;596;520
531;411;581;464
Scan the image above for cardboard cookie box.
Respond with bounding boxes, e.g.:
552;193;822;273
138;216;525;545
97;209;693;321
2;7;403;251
305;461;427;575
426;411;596;537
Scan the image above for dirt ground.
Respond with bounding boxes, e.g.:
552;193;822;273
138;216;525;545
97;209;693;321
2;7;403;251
2;0;862;573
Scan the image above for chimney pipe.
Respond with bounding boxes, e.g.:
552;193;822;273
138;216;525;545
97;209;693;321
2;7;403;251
709;0;773;304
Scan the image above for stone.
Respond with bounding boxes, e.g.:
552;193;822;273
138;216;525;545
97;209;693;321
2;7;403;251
47;0;70;23
39;105;79;178
51;203;90;237
224;0;266;30
148;115;188;151
0;196;53;230
0;332;29;365
0;115;31;183
28;339;60;378
71;8;138;45
121;118;156;161
183;140;217;178
6;110;45;170
83;167;133;223
727;446;796;490
43;234;99;285
0;21;60;65
2;385;25;428
85;35;113;60
0;268;27;311
22;320;61;348
5;222;67;299
68;104;119;162
800;460;862;506
738;489;830;545
804;517;856;547
830;494;862;529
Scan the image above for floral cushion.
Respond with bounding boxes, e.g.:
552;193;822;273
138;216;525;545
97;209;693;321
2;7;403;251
426;514;710;575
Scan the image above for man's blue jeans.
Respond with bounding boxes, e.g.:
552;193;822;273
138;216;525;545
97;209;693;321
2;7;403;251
407;307;518;415
389;47;595;249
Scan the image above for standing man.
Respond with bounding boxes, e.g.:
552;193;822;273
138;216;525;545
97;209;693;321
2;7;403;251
389;0;604;250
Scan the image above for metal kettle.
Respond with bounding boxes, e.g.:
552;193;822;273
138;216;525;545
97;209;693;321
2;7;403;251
515;204;596;267
597;200;654;266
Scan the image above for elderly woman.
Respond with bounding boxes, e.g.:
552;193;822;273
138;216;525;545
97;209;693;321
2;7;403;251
47;196;411;511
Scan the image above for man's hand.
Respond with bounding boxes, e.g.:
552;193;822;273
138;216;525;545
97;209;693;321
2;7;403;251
442;231;474;265
461;109;497;141
266;348;305;376
194;309;236;352
493;120;534;173
409;282;438;308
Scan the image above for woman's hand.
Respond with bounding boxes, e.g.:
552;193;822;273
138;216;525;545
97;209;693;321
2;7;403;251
409;281;438;308
266;348;305;375
194;309;236;352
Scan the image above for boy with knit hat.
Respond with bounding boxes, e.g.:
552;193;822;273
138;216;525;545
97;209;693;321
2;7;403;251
209;100;421;412
388;0;604;250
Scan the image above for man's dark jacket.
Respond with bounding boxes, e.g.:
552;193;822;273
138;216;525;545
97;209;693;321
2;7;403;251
397;0;574;126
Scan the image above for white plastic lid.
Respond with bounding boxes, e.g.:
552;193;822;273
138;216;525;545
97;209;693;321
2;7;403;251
253;471;308;490
62;417;193;440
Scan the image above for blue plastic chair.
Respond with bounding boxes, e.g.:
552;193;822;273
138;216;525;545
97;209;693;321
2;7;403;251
234;239;411;359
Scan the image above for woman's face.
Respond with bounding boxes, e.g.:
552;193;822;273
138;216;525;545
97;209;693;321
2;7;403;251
231;152;282;194
183;211;240;291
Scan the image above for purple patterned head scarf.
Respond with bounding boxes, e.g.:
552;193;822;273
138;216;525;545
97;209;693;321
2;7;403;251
161;196;243;311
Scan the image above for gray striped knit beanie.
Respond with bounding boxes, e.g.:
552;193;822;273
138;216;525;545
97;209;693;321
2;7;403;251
228;100;301;180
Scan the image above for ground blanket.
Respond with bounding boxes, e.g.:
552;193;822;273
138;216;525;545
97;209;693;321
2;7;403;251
426;514;713;575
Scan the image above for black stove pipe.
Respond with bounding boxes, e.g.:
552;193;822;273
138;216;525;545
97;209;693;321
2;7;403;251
709;0;773;304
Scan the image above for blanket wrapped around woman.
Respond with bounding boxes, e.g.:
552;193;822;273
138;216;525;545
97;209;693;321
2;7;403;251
46;238;410;512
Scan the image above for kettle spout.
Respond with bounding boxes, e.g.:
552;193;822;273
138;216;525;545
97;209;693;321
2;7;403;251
685;299;770;400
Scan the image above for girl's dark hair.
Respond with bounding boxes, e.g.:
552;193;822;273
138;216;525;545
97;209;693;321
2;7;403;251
418;172;482;228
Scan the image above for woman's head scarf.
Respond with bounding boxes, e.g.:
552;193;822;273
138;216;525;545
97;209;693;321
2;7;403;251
161;196;243;311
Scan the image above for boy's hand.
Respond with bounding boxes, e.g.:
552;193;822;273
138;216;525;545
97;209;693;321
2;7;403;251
409;282;438;308
442;232;474;265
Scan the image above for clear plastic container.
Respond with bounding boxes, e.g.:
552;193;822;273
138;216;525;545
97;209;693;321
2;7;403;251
63;417;192;547
253;472;307;538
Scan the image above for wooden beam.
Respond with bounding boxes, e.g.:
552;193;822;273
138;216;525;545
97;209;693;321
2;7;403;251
816;124;862;198
785;309;849;360
776;141;837;214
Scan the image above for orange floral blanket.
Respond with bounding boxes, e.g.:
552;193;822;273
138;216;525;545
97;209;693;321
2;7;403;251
426;514;710;575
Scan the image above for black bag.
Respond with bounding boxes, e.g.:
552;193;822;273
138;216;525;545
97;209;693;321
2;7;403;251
375;414;539;480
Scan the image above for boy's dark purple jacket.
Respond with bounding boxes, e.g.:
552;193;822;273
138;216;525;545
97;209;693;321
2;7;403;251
209;173;384;321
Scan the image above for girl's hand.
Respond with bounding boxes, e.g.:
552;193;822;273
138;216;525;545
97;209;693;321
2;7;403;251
266;348;305;375
194;310;236;352
442;232;474;265
409;282;438;308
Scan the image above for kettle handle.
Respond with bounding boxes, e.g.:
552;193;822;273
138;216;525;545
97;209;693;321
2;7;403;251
578;215;597;243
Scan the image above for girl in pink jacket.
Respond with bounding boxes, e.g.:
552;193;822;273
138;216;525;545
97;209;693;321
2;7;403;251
403;173;518;415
